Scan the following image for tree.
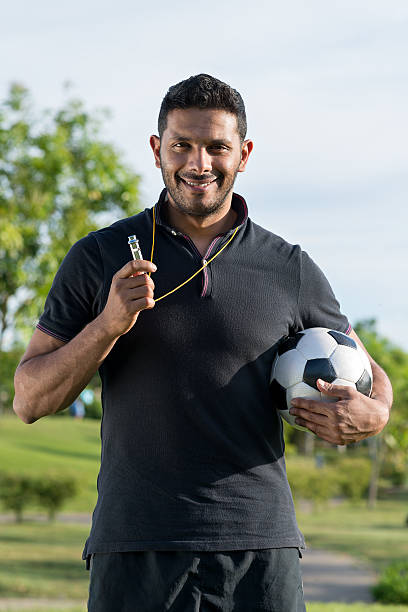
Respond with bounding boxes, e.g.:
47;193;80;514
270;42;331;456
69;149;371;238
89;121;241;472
33;475;78;522
0;473;36;522
0;347;22;414
354;319;408;505
0;83;142;351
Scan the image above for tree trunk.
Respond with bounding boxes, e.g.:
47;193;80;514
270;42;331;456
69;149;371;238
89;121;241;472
0;296;8;351
368;435;383;508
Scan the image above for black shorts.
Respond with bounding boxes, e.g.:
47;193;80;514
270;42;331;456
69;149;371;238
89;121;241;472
87;548;305;612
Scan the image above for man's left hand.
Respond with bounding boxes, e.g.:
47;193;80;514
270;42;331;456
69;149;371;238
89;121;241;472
289;378;390;445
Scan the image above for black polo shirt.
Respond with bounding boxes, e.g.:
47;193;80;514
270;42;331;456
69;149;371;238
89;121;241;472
37;189;349;558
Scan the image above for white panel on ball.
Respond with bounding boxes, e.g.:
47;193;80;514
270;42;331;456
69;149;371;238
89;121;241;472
286;381;321;410
356;345;373;378
296;328;338;360
273;350;306;390
330;345;364;382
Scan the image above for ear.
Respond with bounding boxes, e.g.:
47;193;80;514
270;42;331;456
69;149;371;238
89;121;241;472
150;135;161;168
238;139;254;172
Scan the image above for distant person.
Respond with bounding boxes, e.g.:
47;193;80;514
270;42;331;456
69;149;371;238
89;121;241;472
14;74;392;611
69;398;85;419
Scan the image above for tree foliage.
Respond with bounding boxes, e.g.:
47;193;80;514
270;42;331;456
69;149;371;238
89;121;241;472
354;319;408;487
0;472;78;522
0;82;141;349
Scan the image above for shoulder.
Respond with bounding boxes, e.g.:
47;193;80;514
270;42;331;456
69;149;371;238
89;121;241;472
245;219;303;264
90;208;152;243
83;208;153;260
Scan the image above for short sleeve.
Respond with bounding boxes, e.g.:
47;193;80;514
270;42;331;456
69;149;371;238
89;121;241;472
296;251;350;334
37;234;104;342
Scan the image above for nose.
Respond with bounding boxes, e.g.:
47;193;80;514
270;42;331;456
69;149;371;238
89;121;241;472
187;146;212;175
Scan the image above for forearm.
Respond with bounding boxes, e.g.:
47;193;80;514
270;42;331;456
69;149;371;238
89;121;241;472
369;360;393;434
14;315;118;423
14;258;156;424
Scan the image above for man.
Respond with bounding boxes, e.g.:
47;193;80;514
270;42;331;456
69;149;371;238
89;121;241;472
14;74;392;611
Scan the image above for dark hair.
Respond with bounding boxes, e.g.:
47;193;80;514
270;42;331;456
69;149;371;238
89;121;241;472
158;74;247;142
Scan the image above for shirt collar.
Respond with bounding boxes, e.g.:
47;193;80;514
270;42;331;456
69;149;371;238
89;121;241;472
154;188;248;233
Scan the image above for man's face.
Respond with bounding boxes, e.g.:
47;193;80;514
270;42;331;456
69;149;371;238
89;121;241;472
150;108;252;218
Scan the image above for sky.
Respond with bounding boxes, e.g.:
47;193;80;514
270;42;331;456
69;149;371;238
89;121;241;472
1;0;407;349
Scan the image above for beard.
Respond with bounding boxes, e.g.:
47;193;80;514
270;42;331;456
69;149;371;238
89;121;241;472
160;160;241;219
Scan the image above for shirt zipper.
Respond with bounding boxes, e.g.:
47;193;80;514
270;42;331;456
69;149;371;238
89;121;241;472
174;231;228;297
200;236;223;297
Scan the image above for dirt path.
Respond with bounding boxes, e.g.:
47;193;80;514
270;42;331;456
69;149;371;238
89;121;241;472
301;547;378;603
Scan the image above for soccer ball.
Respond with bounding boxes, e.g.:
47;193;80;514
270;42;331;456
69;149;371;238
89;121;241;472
270;327;373;431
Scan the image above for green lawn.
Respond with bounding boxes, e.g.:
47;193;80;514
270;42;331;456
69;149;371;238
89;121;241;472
1;414;408;607
296;500;408;572
308;606;408;612
1;601;408;612
0;522;90;599
0;415;100;513
0;607;84;612
0;608;84;612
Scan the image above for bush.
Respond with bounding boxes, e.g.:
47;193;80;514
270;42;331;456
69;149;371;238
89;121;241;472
0;472;78;522
381;459;407;487
286;462;340;506
335;457;371;501
286;455;372;505
0;473;36;522
33;475;78;521
373;561;408;603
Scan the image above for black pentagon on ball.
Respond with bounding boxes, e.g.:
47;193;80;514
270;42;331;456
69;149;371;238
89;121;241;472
328;330;357;349
356;369;372;396
269;378;287;410
303;358;337;390
277;332;305;356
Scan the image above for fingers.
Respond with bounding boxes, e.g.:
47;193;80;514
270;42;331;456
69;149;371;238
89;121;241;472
290;398;332;416
123;274;155;291
126;282;155;304
115;259;157;279
290;381;355;414
112;265;155;298
316;379;354;398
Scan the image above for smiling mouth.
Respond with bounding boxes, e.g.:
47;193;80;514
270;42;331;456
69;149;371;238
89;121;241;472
179;177;218;191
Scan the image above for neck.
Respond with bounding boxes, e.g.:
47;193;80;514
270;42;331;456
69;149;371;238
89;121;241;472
164;195;238;241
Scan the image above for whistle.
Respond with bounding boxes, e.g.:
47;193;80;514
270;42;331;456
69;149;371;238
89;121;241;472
128;235;143;261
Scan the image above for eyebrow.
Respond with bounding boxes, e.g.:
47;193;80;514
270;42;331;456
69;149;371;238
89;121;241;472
168;135;233;146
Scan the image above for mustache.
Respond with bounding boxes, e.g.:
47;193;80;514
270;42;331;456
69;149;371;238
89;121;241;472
178;173;220;182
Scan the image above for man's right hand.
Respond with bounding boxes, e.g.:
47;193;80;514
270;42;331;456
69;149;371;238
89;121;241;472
99;259;157;339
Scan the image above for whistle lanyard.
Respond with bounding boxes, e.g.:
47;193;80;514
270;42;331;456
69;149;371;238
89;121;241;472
149;205;239;302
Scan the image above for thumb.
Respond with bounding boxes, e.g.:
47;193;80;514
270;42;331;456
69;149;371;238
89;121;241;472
316;378;350;397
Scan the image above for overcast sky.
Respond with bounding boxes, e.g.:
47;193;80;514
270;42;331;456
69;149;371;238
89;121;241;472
1;0;407;349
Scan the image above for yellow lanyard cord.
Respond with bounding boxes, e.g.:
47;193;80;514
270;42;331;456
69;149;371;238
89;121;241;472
149;205;156;273
148;204;239;302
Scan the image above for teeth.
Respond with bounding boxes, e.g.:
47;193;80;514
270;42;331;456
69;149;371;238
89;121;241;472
185;180;213;187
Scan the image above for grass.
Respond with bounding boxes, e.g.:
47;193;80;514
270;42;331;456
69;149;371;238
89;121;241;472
307;605;408;611
1;414;408;606
0;603;86;612
0;607;85;612
0;415;100;513
1;501;407;601
4;599;404;610
0;608;84;612
0;522;90;599
296;499;408;572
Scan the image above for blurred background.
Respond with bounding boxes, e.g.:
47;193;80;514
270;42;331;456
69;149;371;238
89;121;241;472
0;1;407;611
